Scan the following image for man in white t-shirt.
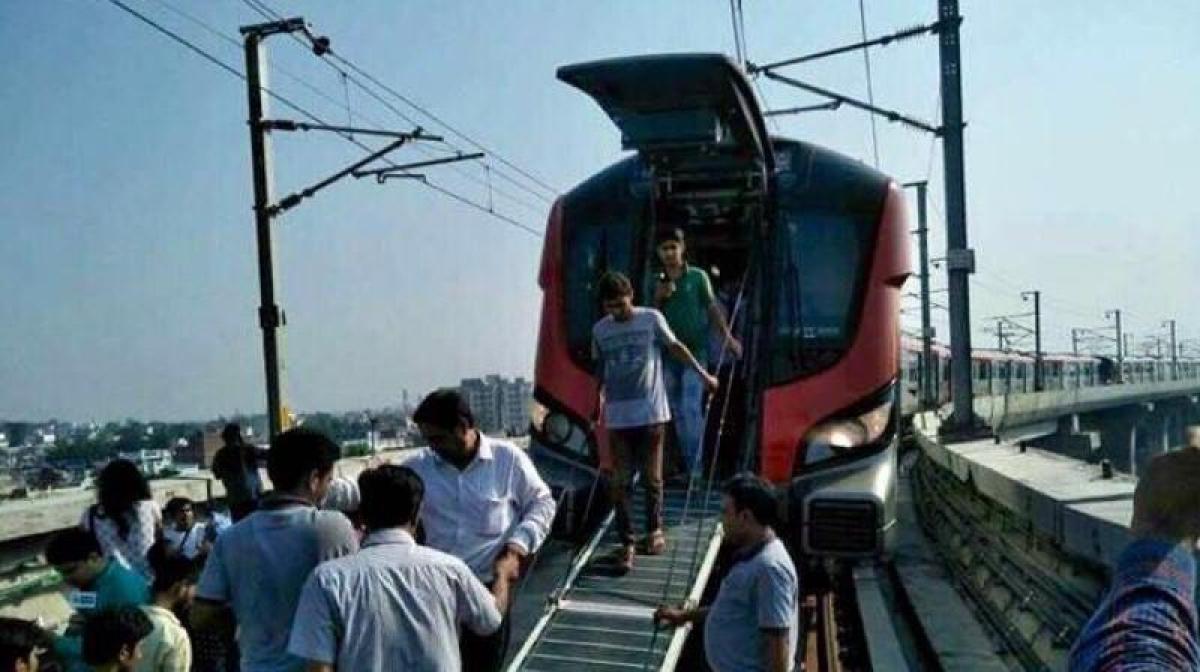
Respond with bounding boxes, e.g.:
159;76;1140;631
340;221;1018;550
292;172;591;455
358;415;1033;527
162;498;209;561
591;271;717;572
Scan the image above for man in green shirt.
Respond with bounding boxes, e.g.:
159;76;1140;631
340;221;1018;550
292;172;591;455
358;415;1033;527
46;528;150;672
654;228;742;477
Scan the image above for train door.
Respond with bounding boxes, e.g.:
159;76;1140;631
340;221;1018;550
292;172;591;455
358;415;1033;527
558;54;774;477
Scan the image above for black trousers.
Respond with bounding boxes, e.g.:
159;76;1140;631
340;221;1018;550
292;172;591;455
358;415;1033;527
460;581;513;672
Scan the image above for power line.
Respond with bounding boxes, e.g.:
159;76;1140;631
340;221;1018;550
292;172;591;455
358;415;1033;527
238;0;555;210
856;0;880;168
728;0;745;65
101;0;543;239
158;0;547;216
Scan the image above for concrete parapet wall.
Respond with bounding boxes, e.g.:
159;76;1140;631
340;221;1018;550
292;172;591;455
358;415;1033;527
974;380;1200;434
912;412;1135;571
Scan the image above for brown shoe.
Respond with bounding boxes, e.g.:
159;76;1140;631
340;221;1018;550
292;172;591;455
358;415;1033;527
615;544;636;573
645;529;667;556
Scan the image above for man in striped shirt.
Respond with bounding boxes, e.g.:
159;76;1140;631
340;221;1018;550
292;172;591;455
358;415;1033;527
1069;447;1200;671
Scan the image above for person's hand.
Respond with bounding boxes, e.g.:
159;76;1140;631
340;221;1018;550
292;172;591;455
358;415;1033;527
702;371;720;393
1130;448;1200;546
653;605;691;627
494;546;523;583
727;337;744;359
654;279;675;304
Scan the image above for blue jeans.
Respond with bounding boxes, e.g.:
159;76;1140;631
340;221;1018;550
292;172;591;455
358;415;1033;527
664;359;705;475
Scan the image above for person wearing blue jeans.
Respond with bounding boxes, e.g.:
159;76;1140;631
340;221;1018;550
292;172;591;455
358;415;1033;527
654;228;741;476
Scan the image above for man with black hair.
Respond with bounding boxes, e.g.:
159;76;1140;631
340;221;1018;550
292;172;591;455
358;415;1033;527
406;389;555;672
211;423;262;522
592;270;718;573
655;474;798;672
289;465;503;671
82;606;153;672
137;553;195;672
46;528;149;672
193;427;358;672
161;498;209;561
654;228;742;478
0;618;50;672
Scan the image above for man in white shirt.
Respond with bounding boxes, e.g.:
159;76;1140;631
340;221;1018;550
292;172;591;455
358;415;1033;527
406;389;557;672
162;498;210;561
289;465;505;671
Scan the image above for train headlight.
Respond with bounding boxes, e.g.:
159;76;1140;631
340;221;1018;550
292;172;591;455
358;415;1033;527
543;412;574;446
803;399;893;465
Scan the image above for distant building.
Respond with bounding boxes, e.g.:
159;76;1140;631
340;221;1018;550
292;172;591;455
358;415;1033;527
118;448;174;476
458;375;533;436
175;428;223;469
0;445;45;476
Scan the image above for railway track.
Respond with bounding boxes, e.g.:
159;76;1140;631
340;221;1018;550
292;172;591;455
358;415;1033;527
911;453;1105;671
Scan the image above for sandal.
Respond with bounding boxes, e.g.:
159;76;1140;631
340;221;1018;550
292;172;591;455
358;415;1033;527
645;529;667;556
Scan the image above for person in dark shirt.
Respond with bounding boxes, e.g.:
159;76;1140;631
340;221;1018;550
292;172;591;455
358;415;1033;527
82;607;153;672
0;617;51;672
210;424;262;522
1069;447;1200;670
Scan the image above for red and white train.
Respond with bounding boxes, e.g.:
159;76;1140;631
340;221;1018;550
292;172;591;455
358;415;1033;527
529;54;910;558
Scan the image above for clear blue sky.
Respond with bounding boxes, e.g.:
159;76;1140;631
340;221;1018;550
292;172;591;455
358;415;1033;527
2;1;1197;422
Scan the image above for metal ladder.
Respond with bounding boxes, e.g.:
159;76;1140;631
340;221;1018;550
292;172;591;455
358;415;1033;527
507;485;725;671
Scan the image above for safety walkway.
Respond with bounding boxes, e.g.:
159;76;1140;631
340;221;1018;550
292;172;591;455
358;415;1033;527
507;485;724;671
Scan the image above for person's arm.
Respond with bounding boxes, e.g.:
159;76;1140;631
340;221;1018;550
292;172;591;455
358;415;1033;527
667;341;719;392
762;629;791;672
163;622;192;672
192;537;234;634
1069;449;1200;671
755;559;799;672
501;451;557;565
288;572;339;671
707;302;743;358
457;560;504;635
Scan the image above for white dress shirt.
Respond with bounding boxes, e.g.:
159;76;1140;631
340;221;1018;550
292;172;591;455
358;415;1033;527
288;528;500;672
404;433;556;582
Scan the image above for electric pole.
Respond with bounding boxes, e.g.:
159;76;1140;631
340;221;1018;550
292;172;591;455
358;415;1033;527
938;0;979;435
1164;319;1178;380
243;19;304;441
905;181;934;409
1106;309;1123;382
239;18;454;439
1022;290;1042;391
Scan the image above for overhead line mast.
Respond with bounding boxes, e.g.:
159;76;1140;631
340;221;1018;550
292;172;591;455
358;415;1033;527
751;0;982;436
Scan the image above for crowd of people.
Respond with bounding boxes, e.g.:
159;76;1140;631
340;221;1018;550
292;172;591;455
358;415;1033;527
0;390;559;672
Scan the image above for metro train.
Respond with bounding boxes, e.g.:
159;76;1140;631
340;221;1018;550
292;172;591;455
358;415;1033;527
900;337;1200;415
528;54;910;559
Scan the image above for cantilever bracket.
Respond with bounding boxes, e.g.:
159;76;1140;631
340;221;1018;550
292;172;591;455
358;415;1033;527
265;136;421;217
352;152;485;184
761;70;943;136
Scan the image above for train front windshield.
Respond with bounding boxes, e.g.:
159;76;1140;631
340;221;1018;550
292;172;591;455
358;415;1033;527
766;194;881;384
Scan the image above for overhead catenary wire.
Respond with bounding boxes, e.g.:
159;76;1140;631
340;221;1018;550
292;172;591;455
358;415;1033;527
235;0;553;213
855;0;881;168
151;0;547;216
239;0;557;209
103;0;543;238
